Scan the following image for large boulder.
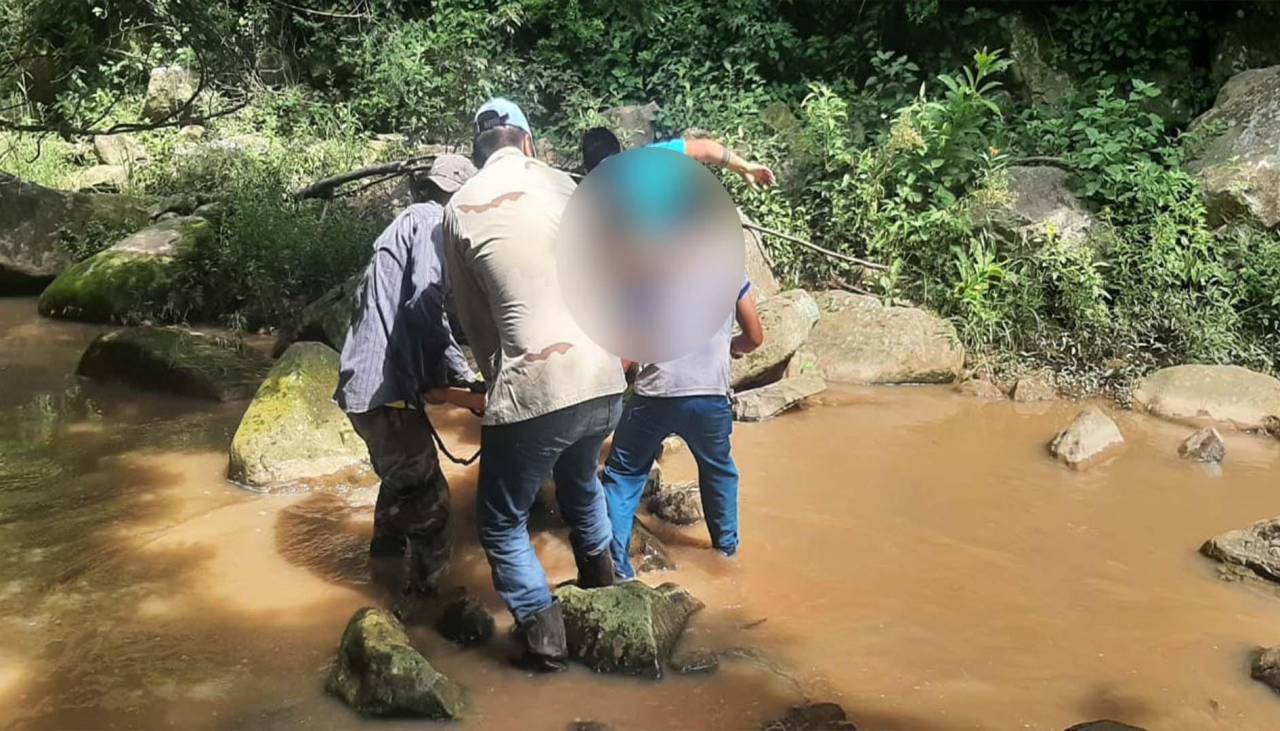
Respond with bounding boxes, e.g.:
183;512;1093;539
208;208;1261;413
1133;365;1280;433
273;271;361;356
555;581;703;679
739;212;781;298
0;174;149;292
1001;12;1073;107
77;327;271;401
228;342;372;491
1200;516;1280;583
1047;406;1124;469
731;374;826;422
603;102;660;148
73;164;129;193
805;291;964;385
973;166;1097;248
38;216;211;323
93;134;148;167
1187;66;1280;229
141;65;197;123
326;607;464;719
730;289;819;388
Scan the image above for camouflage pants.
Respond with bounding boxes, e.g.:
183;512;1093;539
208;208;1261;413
348;406;451;593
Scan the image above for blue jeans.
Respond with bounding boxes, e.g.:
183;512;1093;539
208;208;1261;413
601;394;739;579
476;394;622;623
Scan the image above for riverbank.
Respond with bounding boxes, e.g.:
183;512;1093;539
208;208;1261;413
3;297;1280;729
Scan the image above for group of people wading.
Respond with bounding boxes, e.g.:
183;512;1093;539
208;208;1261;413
334;97;774;670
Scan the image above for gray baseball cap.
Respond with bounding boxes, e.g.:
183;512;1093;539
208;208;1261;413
425;154;477;193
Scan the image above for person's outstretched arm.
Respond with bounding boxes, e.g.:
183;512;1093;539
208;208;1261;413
730;288;765;358
681;138;776;189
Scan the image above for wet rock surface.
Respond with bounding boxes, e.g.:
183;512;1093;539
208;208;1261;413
1063;722;1145;731
1201;516;1280;584
1179;427;1226;463
435;590;495;646
555;581;704;679
77;326;271;401
731;289;820;388
1048;406;1124;468
955;378;1005;400
228;342;372;491
805;291;963;385
1133;364;1280;433
326;607;464;719
1012;375;1056;402
761;702;856;730
667;646;719;675
1251;646;1280;693
647;482;704;525
630;519;676;573
732;374;826;422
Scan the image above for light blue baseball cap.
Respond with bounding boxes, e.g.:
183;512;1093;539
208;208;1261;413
474;97;532;137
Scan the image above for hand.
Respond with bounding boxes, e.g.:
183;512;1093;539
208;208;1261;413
738;163;776;189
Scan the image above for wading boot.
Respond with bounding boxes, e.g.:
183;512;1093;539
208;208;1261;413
515;601;568;672
576;548;616;589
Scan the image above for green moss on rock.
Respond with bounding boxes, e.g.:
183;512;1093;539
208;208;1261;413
228;342;370;491
77;326;272;401
326;607;465;719
555;581;704;679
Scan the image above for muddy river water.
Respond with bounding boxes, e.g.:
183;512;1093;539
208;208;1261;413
2;297;1280;730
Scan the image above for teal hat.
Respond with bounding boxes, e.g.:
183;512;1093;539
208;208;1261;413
474;97;532;137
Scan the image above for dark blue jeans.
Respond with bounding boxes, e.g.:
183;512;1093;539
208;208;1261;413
476;394;622;623
601;394;739;579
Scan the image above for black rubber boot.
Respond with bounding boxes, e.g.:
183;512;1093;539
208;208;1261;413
516;601;568;672
576;547;616;590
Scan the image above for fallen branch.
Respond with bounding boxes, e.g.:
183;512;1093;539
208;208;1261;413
742;222;888;272
292;156;433;199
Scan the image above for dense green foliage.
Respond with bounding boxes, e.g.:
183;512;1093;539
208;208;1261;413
2;0;1278;387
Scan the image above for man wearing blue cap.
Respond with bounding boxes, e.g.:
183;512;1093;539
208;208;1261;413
443;97;627;671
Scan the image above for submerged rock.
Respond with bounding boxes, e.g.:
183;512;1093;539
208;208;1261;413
435;591;495;646
1201;517;1280;583
805;291;963;385
731;289;820;388
273;271;361;356
77;326;271;401
1063;722;1145;731
1048;406;1124;468
648;482;703;526
1179;427;1227;463
38;216;211;324
567;722;612;731
555;581;704;679
955;378;1005;400
1188;66;1280;229
1251;646;1280;693
630;519;676;573
326;607;464;719
1133;365;1280;433
761;702;857;730
1012;375;1056;402
0;173;149;292
667;646;719;675
732;374;826;422
228;342;372;491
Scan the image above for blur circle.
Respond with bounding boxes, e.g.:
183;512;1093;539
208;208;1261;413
557;147;745;364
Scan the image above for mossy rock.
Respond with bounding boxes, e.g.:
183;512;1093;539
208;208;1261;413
77;326;272;401
228;342;371;491
555;581;703;679
327;607;464;719
37;216;211;323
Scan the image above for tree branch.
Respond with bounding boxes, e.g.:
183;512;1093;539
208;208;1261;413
741;222;889;272
293;157;434;199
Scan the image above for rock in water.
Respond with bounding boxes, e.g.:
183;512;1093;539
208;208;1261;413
955;378;1005;400
1201;517;1280;584
731;290;820;388
1133;365;1280;433
1187;66;1280;229
228;342;372;491
732;375;826;422
1179;427;1227;463
1062;722;1145;731
1048;406;1124;468
273;271;362;356
435;591;495;646
326;607;464;719
761;702;857;730
38;216;211;324
141;65;196;123
77;326;271;401
1251;646;1280;693
0;173;149;292
805;291;963;385
648;482;704;525
1012;375;1056;402
555;581;704;679
630;519;676;573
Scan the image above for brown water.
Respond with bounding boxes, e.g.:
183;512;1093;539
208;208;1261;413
2;297;1280;730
